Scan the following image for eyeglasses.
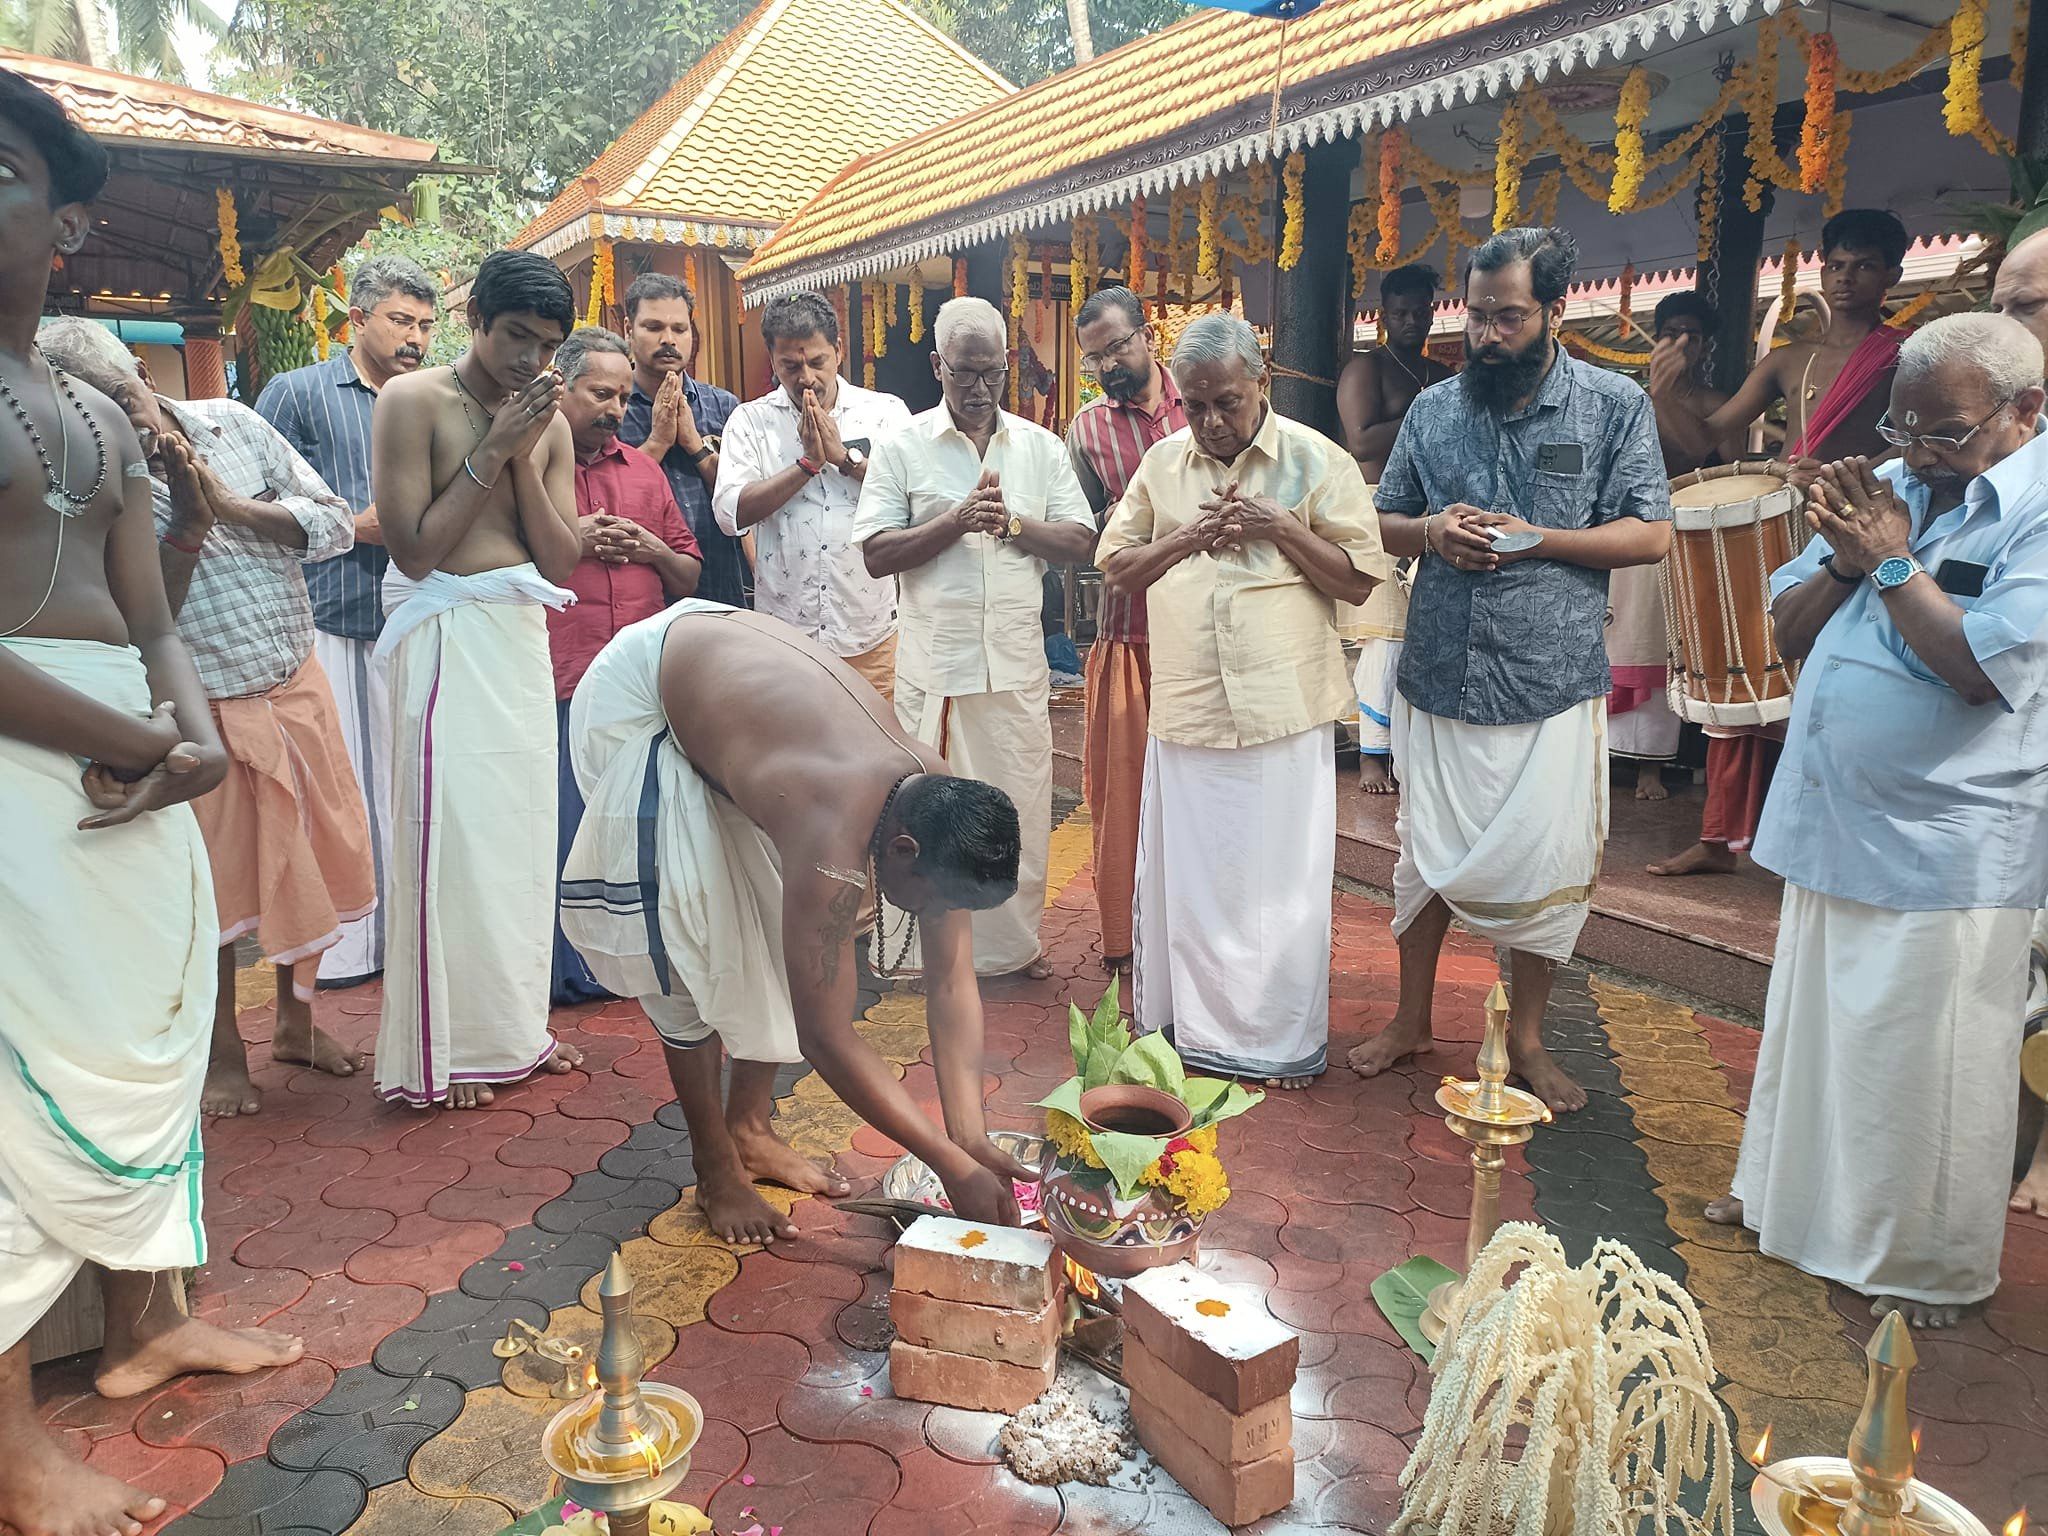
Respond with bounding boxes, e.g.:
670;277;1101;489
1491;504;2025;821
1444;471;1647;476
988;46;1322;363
1078;327;1144;375
1875;397;2011;454
1467;307;1539;337
939;357;1009;392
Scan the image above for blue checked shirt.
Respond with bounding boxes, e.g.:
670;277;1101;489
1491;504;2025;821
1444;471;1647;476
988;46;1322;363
621;374;747;608
1752;430;2048;911
1375;351;1673;725
256;350;382;641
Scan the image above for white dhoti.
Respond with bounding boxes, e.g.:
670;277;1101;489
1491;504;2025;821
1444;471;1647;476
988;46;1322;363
1353;639;1402;758
313;629;392;984
0;639;217;1349
1604;563;1679;763
372;566;574;1107
1732;884;2030;1306
1132;724;1335;1080
894;672;1050;976
1392;696;1607;962
560;604;800;1065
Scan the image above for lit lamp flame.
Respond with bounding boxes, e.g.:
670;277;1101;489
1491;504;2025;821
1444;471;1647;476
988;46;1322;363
2005;1511;2027;1536
1062;1255;1102;1302
1911;1424;1923;1457
1747;1425;1773;1468
627;1427;662;1480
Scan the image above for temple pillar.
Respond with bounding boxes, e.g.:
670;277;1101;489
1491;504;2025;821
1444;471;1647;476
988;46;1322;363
177;311;229;400
1269;137;1353;440
2019;0;2048;160
1697;117;1771;400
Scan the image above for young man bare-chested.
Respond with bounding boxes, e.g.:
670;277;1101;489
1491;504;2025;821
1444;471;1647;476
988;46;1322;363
370;249;587;1109
564;605;1034;1240
0;70;302;1536
1335;263;1453;796
1646;208;1909;879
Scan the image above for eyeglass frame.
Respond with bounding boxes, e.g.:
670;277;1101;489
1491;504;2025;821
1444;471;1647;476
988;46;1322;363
1465;305;1545;338
1078;326;1147;376
1875;396;2013;455
937;356;1011;393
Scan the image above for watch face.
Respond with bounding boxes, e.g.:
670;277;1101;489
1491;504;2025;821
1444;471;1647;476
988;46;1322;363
1875;556;1916;588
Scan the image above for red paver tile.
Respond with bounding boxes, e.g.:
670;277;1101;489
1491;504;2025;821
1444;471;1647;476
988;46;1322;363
132;1358;336;1461
220;1142;369;1203
668;1415;751;1513
344;1213;507;1289
708;1249;865;1343
319;1149;470;1215
194;1186;291;1252
186;1262;313;1332
263;1275;427;1369
37;1358;147;1442
80;1434;225;1533
779;1365;933;1457
397;1108;535;1160
234;1198;396;1277
424;1157;572;1228
494;1110;636;1171
651;1322;810;1434
701;1427;899;1533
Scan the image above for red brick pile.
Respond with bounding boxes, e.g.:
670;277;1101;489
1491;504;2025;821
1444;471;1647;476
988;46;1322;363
888;1215;1063;1413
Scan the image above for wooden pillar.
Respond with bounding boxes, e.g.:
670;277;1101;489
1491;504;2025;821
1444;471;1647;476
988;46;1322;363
1697;116;1771;398
1269;138;1353;440
2020;0;2048;160
178;312;229;400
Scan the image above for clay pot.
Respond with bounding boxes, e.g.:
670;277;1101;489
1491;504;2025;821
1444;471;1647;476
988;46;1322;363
1041;1085;1205;1280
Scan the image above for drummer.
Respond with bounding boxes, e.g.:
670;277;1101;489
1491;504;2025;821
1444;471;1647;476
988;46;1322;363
1646;209;1910;876
1350;226;1672;1113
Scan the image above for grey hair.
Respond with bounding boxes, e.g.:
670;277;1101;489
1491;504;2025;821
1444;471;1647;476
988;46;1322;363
934;296;1006;354
1896;312;2045;401
1169;313;1265;380
553;325;632;385
350;254;438;316
36;315;141;395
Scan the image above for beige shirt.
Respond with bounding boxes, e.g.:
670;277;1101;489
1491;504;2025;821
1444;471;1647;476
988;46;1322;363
1098;405;1387;749
852;405;1095;696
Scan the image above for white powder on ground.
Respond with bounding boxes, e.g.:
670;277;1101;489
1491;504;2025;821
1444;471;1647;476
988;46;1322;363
999;1371;1133;1486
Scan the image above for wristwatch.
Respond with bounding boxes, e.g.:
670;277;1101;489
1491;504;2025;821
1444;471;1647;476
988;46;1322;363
998;514;1024;541
688;444;714;465
842;445;867;471
1871;555;1924;592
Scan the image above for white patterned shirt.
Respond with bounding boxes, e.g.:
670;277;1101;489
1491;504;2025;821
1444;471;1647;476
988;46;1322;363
152;397;354;699
712;379;911;657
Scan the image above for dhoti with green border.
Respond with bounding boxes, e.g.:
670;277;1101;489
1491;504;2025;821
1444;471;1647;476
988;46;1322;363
0;638;216;1350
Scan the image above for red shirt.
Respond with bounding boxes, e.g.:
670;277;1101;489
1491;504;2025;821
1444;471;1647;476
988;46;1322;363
1064;368;1187;643
549;438;702;698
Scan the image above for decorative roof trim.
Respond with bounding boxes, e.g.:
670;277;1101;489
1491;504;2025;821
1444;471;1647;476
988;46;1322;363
742;0;1779;304
528;211;777;261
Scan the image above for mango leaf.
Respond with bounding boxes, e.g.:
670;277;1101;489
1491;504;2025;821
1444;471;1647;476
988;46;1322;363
1183;1077;1262;1129
1066;1002;1090;1076
1090;975;1123;1033
1108;1032;1186;1099
1035;1077;1086;1123
1371;1255;1460;1363
1091;1129;1171;1201
1083;1037;1125;1092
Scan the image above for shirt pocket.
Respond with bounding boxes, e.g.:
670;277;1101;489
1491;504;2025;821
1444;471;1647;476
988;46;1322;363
1529;468;1589;529
907;482;958;528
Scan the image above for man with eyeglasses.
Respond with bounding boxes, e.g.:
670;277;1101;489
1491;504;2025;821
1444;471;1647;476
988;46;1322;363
1708;312;2048;1330
1350;226;1673;1115
1065;286;1187;979
854;297;1096;980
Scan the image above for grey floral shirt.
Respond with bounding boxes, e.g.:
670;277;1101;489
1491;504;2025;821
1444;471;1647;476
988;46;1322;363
1376;351;1672;725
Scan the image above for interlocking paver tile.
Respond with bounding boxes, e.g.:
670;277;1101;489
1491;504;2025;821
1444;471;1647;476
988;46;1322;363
344;1215;508;1290
423;1157;572;1229
319;1152;469;1217
370;1291;548;1387
134;1360;337;1462
166;1457;367;1532
266;1364;467;1484
236;1201;396;1277
650;1322;809;1433
79;1435;225;1528
188;1263;314;1332
701;1427;900;1534
458;1228;618;1307
494;1109;634;1171
266;1276;428;1371
405;1386;558;1509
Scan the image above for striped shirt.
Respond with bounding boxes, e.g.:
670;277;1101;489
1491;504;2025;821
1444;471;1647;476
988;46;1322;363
256;350;383;641
153;397;355;699
621;374;747;608
1064;367;1186;643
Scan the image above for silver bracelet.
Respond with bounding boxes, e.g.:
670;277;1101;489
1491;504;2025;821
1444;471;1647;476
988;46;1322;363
462;454;497;491
1423;512;1439;556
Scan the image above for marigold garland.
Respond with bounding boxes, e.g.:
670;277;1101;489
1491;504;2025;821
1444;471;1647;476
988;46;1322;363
1067;221;1085;312
215;188;245;288
1617;262;1636;339
311;285;331;360
1560;328;1653;366
1890;289;1938;328
1196;180;1221;280
330;264;351;345
1129;194;1147;287
684;252;698;294
1946;0;1986;137
908;272;926;345
1278;151;1306;271
1008;233;1029;326
1779;238;1801;329
886;281;900;332
1046;1110;1104;1167
1798;32;1839;193
2013;10;2029;88
1529;168;1563;228
953;258;969;298
584;240;613;327
1823;110;1853;218
1155;1149;1230;1220
1493;97;1524;232
1696;131;1722;267
1375;127;1406;265
1608;68;1651;214
1745;14;1799;211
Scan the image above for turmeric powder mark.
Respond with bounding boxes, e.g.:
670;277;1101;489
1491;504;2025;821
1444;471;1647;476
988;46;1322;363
1195;1299;1231;1318
958;1230;988;1250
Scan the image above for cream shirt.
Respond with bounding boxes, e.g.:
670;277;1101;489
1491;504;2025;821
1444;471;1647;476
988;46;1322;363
1098;405;1387;749
852;405;1095;696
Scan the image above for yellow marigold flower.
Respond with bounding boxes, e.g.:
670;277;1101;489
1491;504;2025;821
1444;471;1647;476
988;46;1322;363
1163;1149;1231;1220
1045;1110;1104;1168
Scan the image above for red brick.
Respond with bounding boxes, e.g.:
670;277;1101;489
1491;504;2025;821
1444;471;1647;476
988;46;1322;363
889;1287;1060;1369
1123;1336;1290;1467
887;1340;1055;1414
1130;1387;1294;1527
1123;1263;1298;1415
892;1215;1057;1312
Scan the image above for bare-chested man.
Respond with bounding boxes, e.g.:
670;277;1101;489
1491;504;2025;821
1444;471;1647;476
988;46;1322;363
370;250;587;1109
564;604;1033;1241
1335;263;1452;795
1648;208;1909;879
0;69;301;1536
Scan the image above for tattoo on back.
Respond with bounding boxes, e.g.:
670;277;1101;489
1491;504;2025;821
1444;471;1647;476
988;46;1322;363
816;883;862;988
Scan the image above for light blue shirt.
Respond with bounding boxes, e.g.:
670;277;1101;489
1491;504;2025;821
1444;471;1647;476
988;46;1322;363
1752;428;2048;911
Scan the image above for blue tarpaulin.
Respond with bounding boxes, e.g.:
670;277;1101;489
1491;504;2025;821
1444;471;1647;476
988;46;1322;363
1193;0;1322;16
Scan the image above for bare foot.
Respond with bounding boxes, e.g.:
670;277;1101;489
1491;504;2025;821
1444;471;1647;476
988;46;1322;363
731;1122;851;1199
2012;1164;2048;1215
1016;955;1055;981
1511;1042;1587;1113
1348;1016;1434;1078
1634;762;1669;801
1358;756;1398;796
1869;1294;1967;1329
1703;1194;1745;1225
1646;841;1737;877
201;1058;261;1118
1102;953;1132;977
0;1421;166;1536
94;1316;303;1400
1264;1075;1316;1090
444;1082;496;1109
542;1042;584;1073
696;1163;799;1245
272;1016;365;1078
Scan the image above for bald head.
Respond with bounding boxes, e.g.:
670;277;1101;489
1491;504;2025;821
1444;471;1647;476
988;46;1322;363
1992;227;2048;354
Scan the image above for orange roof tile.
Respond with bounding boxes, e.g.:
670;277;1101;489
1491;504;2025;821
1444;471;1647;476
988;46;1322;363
741;0;1759;296
3;47;443;167
513;0;1011;256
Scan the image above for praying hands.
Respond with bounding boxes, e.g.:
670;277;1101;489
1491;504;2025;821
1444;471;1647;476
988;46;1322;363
1806;456;1912;578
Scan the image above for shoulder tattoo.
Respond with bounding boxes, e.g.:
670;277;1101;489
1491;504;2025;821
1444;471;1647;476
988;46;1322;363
815;882;862;988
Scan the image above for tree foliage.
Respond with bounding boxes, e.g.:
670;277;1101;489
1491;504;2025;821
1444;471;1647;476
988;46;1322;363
0;0;219;77
907;0;1188;84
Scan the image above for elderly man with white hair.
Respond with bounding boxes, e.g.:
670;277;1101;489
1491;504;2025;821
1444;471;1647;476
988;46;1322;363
854;296;1096;979
37;316;372;1120
1709;310;2048;1328
1098;314;1385;1087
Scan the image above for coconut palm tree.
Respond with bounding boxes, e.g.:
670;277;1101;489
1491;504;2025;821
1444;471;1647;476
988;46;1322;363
1;0;220;78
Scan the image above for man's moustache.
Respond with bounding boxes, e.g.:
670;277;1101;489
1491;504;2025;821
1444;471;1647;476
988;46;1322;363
654;349;681;361
395;346;424;361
